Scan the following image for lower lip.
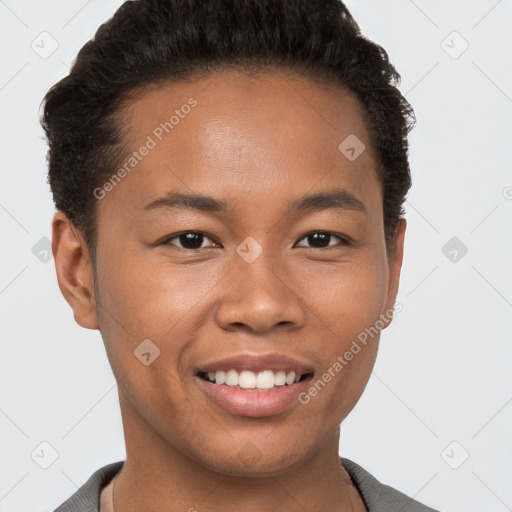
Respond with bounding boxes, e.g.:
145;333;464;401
195;375;313;417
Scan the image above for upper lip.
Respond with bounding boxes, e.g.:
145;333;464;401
195;353;315;376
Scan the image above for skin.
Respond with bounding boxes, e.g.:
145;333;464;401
52;70;406;512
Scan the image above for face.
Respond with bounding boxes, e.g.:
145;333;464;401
54;70;405;477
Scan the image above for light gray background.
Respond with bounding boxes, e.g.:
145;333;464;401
1;1;511;511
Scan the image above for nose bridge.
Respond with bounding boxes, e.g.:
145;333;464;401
215;238;305;333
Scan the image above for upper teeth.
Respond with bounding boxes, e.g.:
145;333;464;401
205;369;300;389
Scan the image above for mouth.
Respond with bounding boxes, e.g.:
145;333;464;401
197;369;314;391
194;353;315;417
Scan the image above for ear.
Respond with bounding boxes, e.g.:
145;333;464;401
382;218;406;329
51;211;99;330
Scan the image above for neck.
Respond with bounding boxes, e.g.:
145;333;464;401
113;390;359;512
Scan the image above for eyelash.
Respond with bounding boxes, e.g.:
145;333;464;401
160;231;351;250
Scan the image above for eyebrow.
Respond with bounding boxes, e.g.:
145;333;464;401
143;191;227;213
290;189;366;214
143;188;366;215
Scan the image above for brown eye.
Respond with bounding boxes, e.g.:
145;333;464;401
295;232;349;249
162;232;218;250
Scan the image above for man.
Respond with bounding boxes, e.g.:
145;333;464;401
43;0;439;510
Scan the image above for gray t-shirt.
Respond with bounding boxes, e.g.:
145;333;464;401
54;458;441;512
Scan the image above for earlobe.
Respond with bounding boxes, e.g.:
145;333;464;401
382;219;407;329
51;211;100;330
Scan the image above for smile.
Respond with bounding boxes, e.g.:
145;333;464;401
198;369;313;390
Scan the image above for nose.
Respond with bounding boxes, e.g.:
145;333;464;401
215;253;305;334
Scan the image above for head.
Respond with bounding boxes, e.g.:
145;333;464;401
43;0;415;476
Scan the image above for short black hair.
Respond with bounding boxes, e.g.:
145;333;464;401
41;0;415;264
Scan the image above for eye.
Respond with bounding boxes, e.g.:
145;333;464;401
161;231;220;250
295;232;350;249
160;231;349;251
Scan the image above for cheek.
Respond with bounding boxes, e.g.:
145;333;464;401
95;250;221;342
295;256;388;416
94;251;206;430
303;252;389;337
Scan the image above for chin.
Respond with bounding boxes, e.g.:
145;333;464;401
190;442;310;478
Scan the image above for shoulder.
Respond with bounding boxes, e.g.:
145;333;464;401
53;461;124;512
341;458;442;512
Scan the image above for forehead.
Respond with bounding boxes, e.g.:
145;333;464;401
103;70;382;216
